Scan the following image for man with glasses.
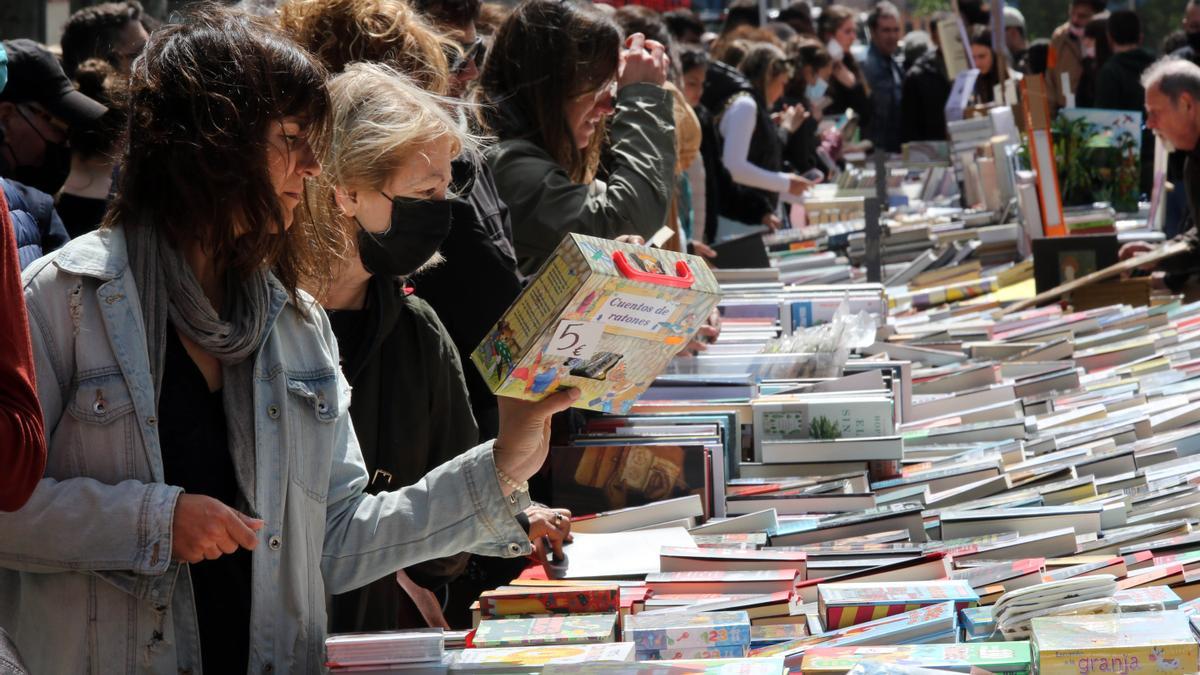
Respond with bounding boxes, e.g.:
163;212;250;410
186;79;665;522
60;0;149;79
0;39;107;266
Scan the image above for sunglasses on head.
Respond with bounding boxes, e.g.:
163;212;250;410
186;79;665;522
448;36;485;74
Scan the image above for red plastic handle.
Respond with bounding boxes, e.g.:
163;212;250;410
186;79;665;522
612;250;695;288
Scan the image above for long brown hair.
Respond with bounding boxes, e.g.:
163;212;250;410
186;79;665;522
817;4;866;89
105;6;334;298
477;0;621;183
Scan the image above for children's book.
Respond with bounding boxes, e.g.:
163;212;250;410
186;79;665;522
472;613;618;648
622;611;751;651
477;585;620;619
449;642;636;668
801;642;1033;674
818;581;979;629
1030;610;1199;675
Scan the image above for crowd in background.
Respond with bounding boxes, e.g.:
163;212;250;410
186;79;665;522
0;0;1194;673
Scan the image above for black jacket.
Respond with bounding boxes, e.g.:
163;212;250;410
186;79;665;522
701;61;787;225
413;159;524;439
327;277;480;633
1095;48;1156;112
901;49;951;143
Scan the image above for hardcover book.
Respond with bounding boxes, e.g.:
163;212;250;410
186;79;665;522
477;585;620;619
472;234;721;414
635;645;749;661
818;581;979;629
1030;611;1199;675
472;613;618;648
622;611;751;650
450;642;636;667
801;642;1033;673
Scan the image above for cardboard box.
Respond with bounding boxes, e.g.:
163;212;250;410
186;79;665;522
472;234;721;414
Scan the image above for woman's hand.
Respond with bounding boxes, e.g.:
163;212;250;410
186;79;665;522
690;240;718;259
494;389;580;489
615;234;646;246
788;174;815;196
171;494;264;563
619;33;668;88
682;306;722;355
396;570;451;629
762;213;782;230
773;104;809;134
526;505;573;562
832;60;856;87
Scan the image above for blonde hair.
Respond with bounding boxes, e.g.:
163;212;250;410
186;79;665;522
279;0;456;95
299;62;479;282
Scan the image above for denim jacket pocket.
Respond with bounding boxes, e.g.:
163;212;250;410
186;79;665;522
67;370;135;425
285;370;346;501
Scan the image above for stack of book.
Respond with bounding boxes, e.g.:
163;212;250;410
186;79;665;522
623;610;752;660
325;630;444;673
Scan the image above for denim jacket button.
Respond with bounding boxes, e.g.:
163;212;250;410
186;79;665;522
263;664;274;673
146;416;157;427
268;535;282;551
507;542;521;555
267;405;280;419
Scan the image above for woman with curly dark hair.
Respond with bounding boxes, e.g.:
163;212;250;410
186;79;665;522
0;7;573;673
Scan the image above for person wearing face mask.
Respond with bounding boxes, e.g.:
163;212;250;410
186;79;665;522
0;40;105;197
1047;0;1107;110
817;5;872;133
310;63;538;635
781;38;833;177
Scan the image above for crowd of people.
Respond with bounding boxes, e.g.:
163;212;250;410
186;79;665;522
0;0;1196;673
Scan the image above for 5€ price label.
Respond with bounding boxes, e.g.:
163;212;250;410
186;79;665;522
546;320;605;360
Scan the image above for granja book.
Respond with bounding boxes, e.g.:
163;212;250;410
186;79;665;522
1030;611;1199;674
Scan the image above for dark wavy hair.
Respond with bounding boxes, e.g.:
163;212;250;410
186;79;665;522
105;5;334;297
477;0;620;183
69;58;128;161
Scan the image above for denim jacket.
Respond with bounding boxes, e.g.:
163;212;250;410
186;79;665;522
0;227;533;674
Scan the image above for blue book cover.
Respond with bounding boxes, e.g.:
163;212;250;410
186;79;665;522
622;611;751;651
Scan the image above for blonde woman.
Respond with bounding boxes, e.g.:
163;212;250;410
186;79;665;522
305;63;575;633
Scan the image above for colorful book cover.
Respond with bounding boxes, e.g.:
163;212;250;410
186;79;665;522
1114;586;1183;611
750;624;809;647
471;234;722;414
801;642;1033;673
750;602;958;667
644;570;799;594
635;645;748;661
1031;611;1200;675
959;606;996;641
472;613;618;648
478;586;620;618
818;581;978;629
541;657;787;674
622;611;751;650
452;642;636;667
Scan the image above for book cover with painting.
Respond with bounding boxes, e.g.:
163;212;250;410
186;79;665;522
471;234;721;414
622;611;751;651
1030;611;1199;675
472;613;618;648
549;444;710;517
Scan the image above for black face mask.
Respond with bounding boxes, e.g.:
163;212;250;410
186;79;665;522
1189;31;1200;54
356;193;454;278
4;107;71;194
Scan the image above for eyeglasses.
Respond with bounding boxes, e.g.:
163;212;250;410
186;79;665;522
448;36;485;74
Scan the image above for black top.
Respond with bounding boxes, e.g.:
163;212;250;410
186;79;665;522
159;324;252;675
411;159;524;439
326;278;481;633
54;193;107;240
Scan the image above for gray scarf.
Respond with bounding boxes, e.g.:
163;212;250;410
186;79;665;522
125;223;272;516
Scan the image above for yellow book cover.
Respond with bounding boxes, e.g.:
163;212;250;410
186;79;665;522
1031;611;1199;674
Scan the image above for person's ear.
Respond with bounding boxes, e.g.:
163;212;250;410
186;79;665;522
333;186;360;218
